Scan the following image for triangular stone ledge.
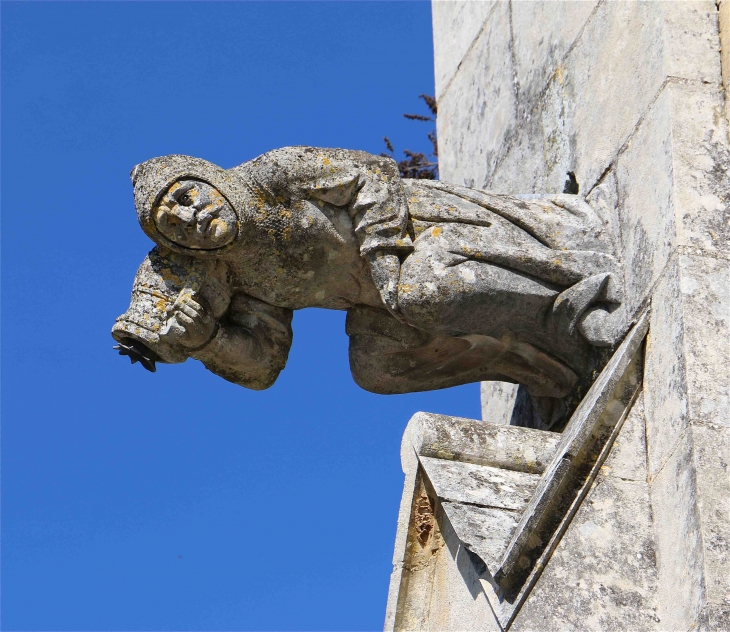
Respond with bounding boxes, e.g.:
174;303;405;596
388;311;649;631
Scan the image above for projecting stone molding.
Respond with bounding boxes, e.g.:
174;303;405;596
386;312;652;630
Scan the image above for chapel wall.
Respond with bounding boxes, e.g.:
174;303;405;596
432;1;729;629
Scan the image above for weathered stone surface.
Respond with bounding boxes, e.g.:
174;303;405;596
615;88;675;317
440;501;520;573
662;1;721;85
721;0;730;126
679;253;730;426
601;392;647;483
510;1;599;119
480;381;519;425
692;423;730;609
670;84;730;255
427;0;726;629
512;475;660;632
644;252;730;477
649;428;707;631
642;251;729;631
115;149;628;418
431;0;495;100
487;1;669;195
386;466;501;631
585;168;622;266
486;3;723;201
604;83;730;319
425;507;501;631
558;1;674;191
436;1;515;187
496;313;647;588
386;428;422;631
644;259;689;478
387;473;438;631
406;412;560;474
706;602;730;632
421;457;540;511
392;334;651;629
482;112;548;196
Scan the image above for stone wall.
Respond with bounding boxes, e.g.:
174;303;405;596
387;2;729;629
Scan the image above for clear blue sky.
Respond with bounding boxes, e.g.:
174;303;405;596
1;3;479;630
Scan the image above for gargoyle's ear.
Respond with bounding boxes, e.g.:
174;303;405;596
130;164;141;186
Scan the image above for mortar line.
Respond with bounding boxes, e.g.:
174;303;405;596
489;0;606;180
676;244;730;261
436;1;499;103
582;76;672;198
441;498;521;513
644;241;729;482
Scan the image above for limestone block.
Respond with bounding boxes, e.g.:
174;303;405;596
692;423;730;609
679;253;730;426
436;1;515;187
421;457;540;511
480;381;518;424
601;391;647;483
644;260;689;478
706;602;730;632
510;1;599;119
488;2;721;200
512;475;660;632
406;412;561;474
662;1;721;85
644;253;729;477
386;432;422;629
564;1;670;192
482;112;547;195
585;168;622;272
616;86;675;318
386;467;501;631
670;84;730;254
425;503;501;631
440;501;520;573
649;429;705;631
496;313;648;589
431;0;495;99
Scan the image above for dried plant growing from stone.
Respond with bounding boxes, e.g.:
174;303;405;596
383;94;439;180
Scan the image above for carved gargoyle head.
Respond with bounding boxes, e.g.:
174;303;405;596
152;179;238;250
129;155;251;258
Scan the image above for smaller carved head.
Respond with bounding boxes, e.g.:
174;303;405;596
153;179;238;250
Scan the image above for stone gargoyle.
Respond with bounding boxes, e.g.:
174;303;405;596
112;147;627;428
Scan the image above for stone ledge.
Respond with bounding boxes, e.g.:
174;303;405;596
387;312;650;631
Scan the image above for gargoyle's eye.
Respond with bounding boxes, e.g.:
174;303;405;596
178;191;194;206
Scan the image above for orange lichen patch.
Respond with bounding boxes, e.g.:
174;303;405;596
432;227;443;237
159;268;184;285
322;157;331;166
